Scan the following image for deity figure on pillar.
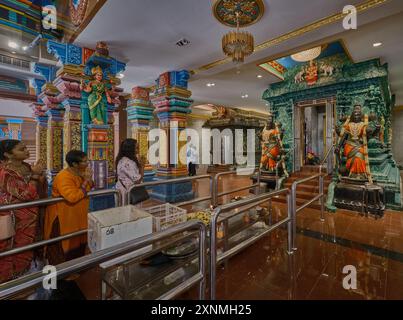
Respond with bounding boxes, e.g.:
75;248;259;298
80;66;112;125
336;105;380;183
259;113;286;175
305;60;318;86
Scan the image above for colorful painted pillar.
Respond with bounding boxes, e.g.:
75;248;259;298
128;86;156;180
150;71;194;203
35;115;49;165
31;63;58;179
52;68;84;167
80;47;125;189
44;41;125;192
6;119;23;140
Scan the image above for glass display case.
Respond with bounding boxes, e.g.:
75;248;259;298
100;233;200;300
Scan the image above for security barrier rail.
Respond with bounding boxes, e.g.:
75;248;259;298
213;168;261;206
0;189;121;259
209;188;293;300
291;173;326;250
0;220;207;300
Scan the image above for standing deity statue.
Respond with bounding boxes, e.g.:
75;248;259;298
335;105;379;183
259;113;286;175
80;66;112;125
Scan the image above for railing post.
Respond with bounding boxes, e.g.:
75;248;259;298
256;169;261;195
291;182;297;251
210;210;218;300
213;174;219;207
114;190;121;207
210;175;216;208
198;223;207;300
319;175;325;222
286;193;294;255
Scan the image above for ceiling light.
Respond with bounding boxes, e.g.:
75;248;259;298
241;94;249;99
373;42;382;47
206;83;216;87
22;46;28;51
291;46;322;62
8;41;19;49
257;75;263;78
222;12;254;64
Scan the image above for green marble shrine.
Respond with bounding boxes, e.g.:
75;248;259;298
263;50;402;210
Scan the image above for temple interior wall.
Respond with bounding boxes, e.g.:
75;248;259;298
392;109;403;168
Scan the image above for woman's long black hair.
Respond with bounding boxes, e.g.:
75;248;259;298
116;138;140;170
0;139;21;161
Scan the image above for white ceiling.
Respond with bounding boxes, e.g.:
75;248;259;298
75;0;403;111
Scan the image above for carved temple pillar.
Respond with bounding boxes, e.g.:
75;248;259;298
127;86;156;180
44;41;126;192
150;71;194;203
35;115;48;165
46;109;64;181
31;63;58;184
52;65;84;167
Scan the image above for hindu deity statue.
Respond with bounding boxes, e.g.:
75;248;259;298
336;105;379;183
80;66;112;125
305;60;318;86
260;113;285;173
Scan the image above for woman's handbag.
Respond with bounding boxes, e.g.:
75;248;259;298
0;213;15;241
119;179;150;205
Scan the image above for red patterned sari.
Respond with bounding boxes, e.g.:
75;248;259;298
0;164;39;284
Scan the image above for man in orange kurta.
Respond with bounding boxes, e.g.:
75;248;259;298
44;151;93;264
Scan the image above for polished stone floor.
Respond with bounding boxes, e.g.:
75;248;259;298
65;174;403;300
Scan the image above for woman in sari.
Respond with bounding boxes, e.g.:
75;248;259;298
0;140;45;283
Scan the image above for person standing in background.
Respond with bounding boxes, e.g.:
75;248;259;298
187;136;198;176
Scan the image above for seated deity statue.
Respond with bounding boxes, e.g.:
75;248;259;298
259;113;286;175
335;105;380;183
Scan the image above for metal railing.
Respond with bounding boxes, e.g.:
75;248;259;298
319;144;335;175
127;175;214;209
0;220;207;300
213;168;261;206
210;188;292;300
0;189;122;259
0;54;31;70
291;173;325;250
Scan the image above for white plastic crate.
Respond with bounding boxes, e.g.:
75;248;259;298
88;205;153;254
143;204;187;232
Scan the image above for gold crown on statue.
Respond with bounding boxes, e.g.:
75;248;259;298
91;66;103;76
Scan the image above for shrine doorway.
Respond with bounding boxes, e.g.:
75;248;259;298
293;98;336;174
302;104;326;164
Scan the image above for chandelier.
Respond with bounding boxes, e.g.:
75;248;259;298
222;12;255;64
291;46;322;62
